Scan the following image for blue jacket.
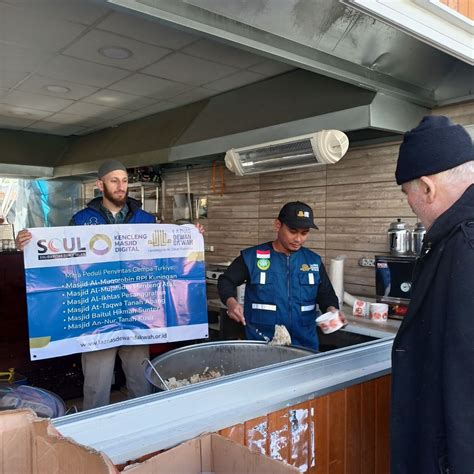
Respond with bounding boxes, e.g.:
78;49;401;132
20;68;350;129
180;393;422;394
241;243;335;350
71;197;156;225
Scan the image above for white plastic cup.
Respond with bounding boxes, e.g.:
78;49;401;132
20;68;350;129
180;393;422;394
353;299;370;318
316;310;344;334
369;303;389;322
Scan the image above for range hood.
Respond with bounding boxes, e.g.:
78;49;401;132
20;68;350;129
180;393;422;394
1;70;428;179
50;72;428;179
110;0;473;106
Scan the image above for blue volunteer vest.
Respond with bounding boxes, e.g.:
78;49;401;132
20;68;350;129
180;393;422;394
241;243;322;350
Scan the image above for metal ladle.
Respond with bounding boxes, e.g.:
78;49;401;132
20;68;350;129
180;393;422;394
143;358;169;390
246;323;270;343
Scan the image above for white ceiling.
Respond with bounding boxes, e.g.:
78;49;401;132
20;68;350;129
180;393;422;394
0;0;294;136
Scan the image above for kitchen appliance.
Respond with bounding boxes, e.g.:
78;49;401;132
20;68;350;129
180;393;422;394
144;340;316;391
388;218;426;256
173;193;193;223
206;263;246;339
410;222;426;256
206;263;245;304
375;255;417;319
205;264;227;282
225;130;349;176
388;218;411;255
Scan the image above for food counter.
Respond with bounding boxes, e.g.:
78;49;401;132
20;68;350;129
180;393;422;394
53;312;401;473
0;249;400;471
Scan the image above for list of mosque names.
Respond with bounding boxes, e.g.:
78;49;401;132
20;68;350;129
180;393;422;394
60;265;177;331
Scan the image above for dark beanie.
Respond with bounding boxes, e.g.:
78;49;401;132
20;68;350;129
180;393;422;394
395;115;473;185
97;160;127;179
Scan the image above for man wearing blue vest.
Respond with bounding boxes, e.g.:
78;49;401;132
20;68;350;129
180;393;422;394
217;201;341;350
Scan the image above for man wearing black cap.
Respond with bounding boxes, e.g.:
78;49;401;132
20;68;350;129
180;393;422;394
391;115;474;473
217;201;341;350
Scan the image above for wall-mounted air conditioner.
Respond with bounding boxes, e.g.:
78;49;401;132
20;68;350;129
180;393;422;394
224;130;349;176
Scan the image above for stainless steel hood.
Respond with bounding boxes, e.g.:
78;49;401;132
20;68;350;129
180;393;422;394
109;0;473;106
0;66;427;178
0;0;469;178
51;70;427;178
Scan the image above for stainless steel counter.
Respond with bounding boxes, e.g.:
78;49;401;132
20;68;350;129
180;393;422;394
343;306;401;339
53;320;397;465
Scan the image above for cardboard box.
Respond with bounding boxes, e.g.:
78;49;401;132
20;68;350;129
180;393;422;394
124;433;299;473
0;410;117;474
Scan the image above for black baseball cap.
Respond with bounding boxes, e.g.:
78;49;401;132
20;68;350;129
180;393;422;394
277;201;318;229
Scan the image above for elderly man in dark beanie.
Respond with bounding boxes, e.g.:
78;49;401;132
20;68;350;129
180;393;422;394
391;115;474;474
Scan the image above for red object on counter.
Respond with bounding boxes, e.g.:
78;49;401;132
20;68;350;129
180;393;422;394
393;305;409;316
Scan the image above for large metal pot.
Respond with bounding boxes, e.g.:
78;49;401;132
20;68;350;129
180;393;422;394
145;340;316;390
410;222;426;256
388;218;411;255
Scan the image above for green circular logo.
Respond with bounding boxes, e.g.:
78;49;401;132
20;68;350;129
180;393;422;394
257;258;270;270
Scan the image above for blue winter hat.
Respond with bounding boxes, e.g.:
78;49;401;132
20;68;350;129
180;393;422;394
395;115;473;185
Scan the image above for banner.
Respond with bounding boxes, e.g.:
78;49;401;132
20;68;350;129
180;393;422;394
23;224;208;360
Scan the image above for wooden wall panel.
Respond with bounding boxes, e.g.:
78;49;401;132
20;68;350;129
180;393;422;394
259;166;327;190
219;375;392;474
360;380;376;473
268;408;291;465
328;389;346;474
375;376;391;474
440;0;474;19
162;102;474;298
345;385;362;474
289;402;311;472
434;101;474;126
312;396;329;474
245;416;269;455
219;423;245;444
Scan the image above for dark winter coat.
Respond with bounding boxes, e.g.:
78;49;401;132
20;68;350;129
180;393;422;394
71;196;155;225
391;184;474;474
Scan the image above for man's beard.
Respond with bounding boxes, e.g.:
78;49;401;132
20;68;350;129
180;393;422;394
103;186;128;207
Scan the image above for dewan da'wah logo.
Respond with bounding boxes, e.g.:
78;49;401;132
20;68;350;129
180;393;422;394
148;229;171;247
89;234;112;255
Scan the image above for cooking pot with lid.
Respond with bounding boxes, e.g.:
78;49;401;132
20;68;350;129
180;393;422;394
388;219;411;255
